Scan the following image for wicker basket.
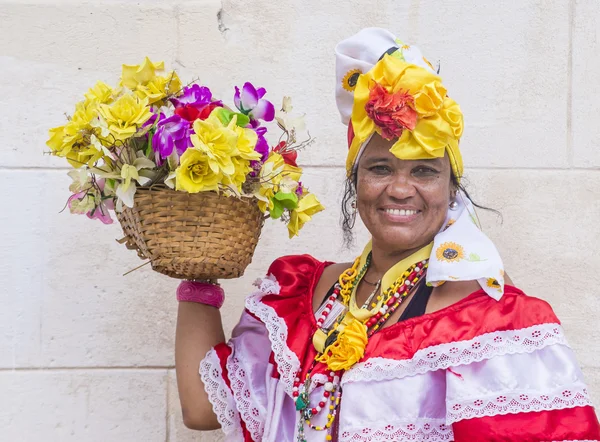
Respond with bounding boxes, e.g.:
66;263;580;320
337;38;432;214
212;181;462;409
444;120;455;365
116;185;265;280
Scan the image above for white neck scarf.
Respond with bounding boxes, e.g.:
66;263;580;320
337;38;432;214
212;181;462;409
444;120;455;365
426;190;505;300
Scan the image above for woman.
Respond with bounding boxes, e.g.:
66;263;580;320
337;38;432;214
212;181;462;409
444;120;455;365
175;28;600;441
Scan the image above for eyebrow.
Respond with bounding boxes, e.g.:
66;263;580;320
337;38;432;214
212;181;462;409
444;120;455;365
361;156;391;165
422;157;445;167
362;156;446;167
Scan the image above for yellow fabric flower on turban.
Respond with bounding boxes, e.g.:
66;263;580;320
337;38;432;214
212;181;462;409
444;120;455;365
348;55;464;179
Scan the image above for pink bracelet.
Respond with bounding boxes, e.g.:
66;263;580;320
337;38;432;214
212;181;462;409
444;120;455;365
176;280;225;309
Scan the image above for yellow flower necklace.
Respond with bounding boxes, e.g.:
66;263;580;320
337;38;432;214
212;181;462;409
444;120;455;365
293;252;429;442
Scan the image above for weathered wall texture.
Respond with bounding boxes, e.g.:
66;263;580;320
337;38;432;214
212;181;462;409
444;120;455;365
1;0;599;440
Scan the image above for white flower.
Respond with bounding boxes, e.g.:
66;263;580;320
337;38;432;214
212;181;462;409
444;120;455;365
68;169;91;193
90;115;111;138
275;97;306;138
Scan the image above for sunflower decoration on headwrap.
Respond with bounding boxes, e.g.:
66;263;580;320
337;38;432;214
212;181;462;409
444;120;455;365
335;28;464;180
342;69;362;92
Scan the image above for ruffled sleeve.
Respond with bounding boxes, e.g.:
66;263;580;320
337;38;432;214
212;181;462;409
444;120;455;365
199;255;328;442
446;288;600;441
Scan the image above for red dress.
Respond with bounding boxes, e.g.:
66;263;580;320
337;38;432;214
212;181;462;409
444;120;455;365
200;255;600;441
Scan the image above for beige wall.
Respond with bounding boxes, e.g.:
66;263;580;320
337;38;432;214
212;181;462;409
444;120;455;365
1;0;599;440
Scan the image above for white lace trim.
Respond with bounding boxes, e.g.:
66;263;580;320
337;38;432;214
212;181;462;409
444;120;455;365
245;277;301;396
199;348;241;436
226;347;264;442
339;419;453;442
342;323;568;385
447;382;592;423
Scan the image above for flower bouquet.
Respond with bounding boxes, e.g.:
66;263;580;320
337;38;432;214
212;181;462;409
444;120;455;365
47;58;324;279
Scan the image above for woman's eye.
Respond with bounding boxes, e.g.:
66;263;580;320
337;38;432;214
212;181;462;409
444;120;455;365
413;166;439;175
369;165;391;174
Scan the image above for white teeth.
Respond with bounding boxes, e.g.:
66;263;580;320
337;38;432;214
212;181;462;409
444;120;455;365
384;209;418;216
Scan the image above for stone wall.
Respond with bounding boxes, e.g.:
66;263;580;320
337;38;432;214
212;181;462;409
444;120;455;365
1;0;599;440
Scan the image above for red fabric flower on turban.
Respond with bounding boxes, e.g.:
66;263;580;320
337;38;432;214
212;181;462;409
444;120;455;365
364;83;417;140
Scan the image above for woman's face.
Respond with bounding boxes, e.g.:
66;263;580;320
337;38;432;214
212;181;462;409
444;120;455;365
356;134;455;254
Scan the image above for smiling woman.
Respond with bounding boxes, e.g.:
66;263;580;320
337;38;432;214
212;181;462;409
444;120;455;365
174;28;600;442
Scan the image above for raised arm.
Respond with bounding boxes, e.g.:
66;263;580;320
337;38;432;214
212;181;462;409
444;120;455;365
175;298;226;430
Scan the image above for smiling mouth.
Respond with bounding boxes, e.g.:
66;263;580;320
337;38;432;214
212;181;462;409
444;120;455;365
383;208;420;216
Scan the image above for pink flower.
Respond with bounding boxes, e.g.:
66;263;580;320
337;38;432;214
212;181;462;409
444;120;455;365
86;199;114;224
364;83;417;140
67;179;114;224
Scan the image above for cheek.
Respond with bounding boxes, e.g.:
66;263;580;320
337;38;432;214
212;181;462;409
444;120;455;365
421;182;451;217
356;176;386;207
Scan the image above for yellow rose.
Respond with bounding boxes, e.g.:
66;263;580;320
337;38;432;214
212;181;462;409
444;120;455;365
84;81;116;105
255;153;284;212
223;157;253;194
191;113;238;176
121;57;180;104
121;57;165;90
47;125;68;154
99;94;152;141
47;100;104;167
135;72;182;104
231;122;261;162
176;148;222;193
316;318;368;372
287;193;325;238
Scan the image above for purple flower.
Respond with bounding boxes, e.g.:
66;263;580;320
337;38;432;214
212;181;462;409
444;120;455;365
152;114;192;165
234;82;275;122
171;84;216;109
254;126;270;161
143;112;159;128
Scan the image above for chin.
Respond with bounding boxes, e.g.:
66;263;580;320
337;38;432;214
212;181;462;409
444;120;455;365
375;228;424;251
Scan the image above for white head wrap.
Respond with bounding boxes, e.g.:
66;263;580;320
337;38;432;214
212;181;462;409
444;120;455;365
335;27;436;125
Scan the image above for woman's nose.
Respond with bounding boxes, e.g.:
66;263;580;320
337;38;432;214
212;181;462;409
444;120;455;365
385;173;417;200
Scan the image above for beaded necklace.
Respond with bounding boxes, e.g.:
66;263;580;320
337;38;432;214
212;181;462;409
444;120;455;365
294;253;429;441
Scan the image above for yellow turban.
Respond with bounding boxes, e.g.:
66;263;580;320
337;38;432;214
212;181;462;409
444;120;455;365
335;28;464;180
347;54;464;179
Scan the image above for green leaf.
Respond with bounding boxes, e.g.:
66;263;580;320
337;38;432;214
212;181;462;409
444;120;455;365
146;129;155;157
273;191;298;210
234;113;250;127
270;198;285;219
215;108;251;127
467;253;488;263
